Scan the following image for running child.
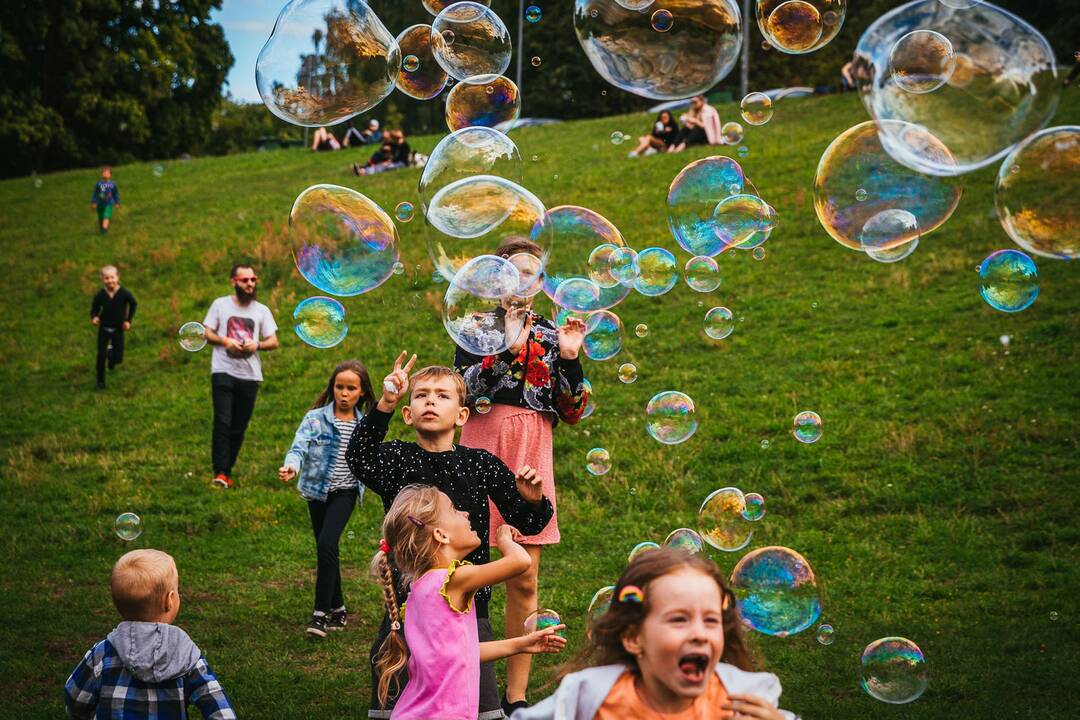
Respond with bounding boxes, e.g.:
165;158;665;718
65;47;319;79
90;166;120;234
90;264;137;390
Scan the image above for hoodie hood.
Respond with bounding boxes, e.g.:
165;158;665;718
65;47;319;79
107;622;202;683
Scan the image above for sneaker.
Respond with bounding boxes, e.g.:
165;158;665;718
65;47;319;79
643;147;658;156
327;609;348;631
501;694;529;716
212;474;233;489
306;614;328;638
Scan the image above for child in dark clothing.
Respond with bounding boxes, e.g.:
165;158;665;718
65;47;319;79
91;265;137;390
352;142;396;176
90;166;120;234
345;353;554;718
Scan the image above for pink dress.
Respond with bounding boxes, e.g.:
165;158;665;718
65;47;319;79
459;403;559;545
392;561;479;720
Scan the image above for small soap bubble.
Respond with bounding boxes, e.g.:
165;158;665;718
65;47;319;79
855;188;868;202
531;55;542;67
650;8;673;32
618;363;638;384
178;322;207;352
635;323;649;338
403;54;420;72
475;396;492;414
586;447;611;475
645;391;698;445
760;439;770;449
721;121;744;145
793;411;823;444
698;487;752;552
684;255;721;293
860;637;928;704
524;608;564;637
395;201;415;222
629;486;637;495
663;528;705;554
392;261;405;275
1050;611;1059;622
742;492;766;521
978;249;1038;313
610;131;625;145
152;164;164;178
737;146;749;158
816;623;835;645
752;247;766;260
740;92;773;125
704;306;734;340
34;177;43;188
115;513;142;541
586;586;615;637
999;335;1011;347
347;530;355;540
628;541;661;563
525;4;541;23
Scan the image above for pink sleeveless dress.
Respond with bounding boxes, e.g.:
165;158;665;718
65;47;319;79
392;561;479;720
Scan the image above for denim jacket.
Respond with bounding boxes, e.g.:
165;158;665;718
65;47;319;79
283;403;365;504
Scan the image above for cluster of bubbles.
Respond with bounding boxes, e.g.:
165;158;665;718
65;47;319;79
293;296;349;348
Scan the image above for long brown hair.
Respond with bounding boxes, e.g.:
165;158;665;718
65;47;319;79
310;360;375;415
370;484;444;706
556;548;755;683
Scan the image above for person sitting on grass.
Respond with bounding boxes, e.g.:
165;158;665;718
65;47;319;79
90;165;120;234
346;354;556;720
311;126;341;152
64;549;235;720
352;141;396;176
668;95;722;153
628;110;678;158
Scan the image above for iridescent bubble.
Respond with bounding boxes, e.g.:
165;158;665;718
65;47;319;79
610;131;626;145
816;623;836;644
645;391;698;445
978;249;1038;313
152;164;164;178
475;396;492;414
584;310;623;361
392;261;405;275
618;363;638;384
396;24;449;100
861;637;929;704
581;378;596;419
574;0;743;100
635;323;649;338
668;156;747;256
419;126;522;214
742;492;766;521
395;201;415;222
859;208;919;257
854;1;1060;176
740;92;773;125
432;2;511;83
293;296;348;348
256;0;399;126
1049;611;1059;622
714;194;778;249
588;244;624;288
525;4;542;22
704;306;734;340
540;206;632;313
586;585;615;636
628;541;661;564
737;146;749;158
813;121;961;252
586;447;611;475
445;74;521;131
524;608;565;637
423;0;491;16
867;237;919;264
760;439;771;449
442;255;527;355
663;527;705;554
889;30;955;94
633;247;678;297
531;55;541;67
178;322;207;352
684;255;721;292
721;121;744;145
752;246;766;260
507;252;545;298
289;185;399;296
698;487;752;552
616;0;655;9
610;247;640;286
115;512;143;541
757;0;845;54
995;126;1080;260
33;177;43;189
793;411;822;444
554;278;603;313
730;546;821;636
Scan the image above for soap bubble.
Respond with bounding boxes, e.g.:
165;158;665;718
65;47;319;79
861;637;929;704
995;126;1080;260
714;194;778;249
531;55;541;67
854;0;1060;176
867;237;919;264
540;206;632;313
628;541;661;564
704;306;734;340
115;512;143;541
424;0;491;15
668;156;747;256
721;121;744;145
633;247;679;297
554;278;603;313
978;249;1038;313
616;0;655;9
889;30;955;94
432;2;511;83
684;256;721;292
525;4;542;22
813;121;961;252
618;363;638;384
792;411;822;444
730;546;821;636
610;131;626;145
524;608;565;637
475;396;492;414
395;201;415;223
1049;611;1058;621
645;391;698;445
586;585;615;636
178;322;207;352
737;146;749;158
752;247;766;260
583;310;623;361
859;208;919;257
256;0;399;127
760;439;771;449
756;0;845;54
740;92;773;125
586;447;611;475
698;487;752;551
507;252;545;298
588;244;626;288
817;623;835;644
395;25;449;100
581;378;596;419
419;126;523;215
289;185;399;296
442;255;528;355
574;0;743;100
152;164;164;178
610;247;640;286
445;74;521;131
664;527;705;554
635;323;649;338
742;492;766;521
293;296;348;348
392;261;405;275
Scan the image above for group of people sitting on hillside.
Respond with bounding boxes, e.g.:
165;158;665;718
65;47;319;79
627;94;724;157
310;119;422;176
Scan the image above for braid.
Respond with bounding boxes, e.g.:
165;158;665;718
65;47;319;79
373;551;409;706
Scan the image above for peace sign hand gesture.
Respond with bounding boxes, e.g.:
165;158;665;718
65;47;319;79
377;350;418;412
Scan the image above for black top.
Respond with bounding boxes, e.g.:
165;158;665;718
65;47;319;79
652;121;678;146
369;147;392;165
391;141;411;165
345;408;554;617
90;287;137;327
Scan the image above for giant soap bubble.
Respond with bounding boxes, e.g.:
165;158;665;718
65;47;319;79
256;0;400;127
756;0;845;54
445;75;521;131
574;0;742;100
813;121;961;252
442;255;528;355
396;24;449;100
995;126;1080;260
423;0;492;18
730;546;822;637
432;2;512;83
419;126;523;215
861;637;929;704
289;185;399;296
854;0;1060;175
540;206;633;313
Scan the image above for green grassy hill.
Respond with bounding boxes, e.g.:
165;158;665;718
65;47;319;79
2;91;1079;718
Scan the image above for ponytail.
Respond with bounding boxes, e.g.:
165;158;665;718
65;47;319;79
371;550;408;706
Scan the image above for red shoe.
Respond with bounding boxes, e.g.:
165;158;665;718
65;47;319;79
212;474;233;489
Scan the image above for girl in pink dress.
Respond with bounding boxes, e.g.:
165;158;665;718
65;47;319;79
371;484;567;720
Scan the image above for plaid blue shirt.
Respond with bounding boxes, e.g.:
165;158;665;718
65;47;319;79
64;638;236;719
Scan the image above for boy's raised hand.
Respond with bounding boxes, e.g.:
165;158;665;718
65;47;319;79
378;350;418;411
517;624;568;655
514;465;543;503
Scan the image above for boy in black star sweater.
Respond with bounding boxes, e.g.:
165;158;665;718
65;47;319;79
346;351;553;717
90;265;137;390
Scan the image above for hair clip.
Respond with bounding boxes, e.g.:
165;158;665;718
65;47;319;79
390;621;401;631
618;585;644;604
379;538;390;554
406;515;425;528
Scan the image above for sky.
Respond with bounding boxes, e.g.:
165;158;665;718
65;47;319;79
212;0;285;103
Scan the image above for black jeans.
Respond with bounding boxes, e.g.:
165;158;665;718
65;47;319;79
96;326;125;384
210;373;259;476
307;488;357;613
674;125;708;147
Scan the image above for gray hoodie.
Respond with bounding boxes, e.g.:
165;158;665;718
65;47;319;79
107;621;203;683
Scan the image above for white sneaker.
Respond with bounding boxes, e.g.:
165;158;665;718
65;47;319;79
627;150;639;158
643;147;658;156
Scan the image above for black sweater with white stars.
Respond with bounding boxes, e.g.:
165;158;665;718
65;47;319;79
345;407;554;617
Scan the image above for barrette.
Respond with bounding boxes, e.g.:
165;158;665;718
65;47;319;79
379;538;390;553
618;585;644;604
407;515;425;528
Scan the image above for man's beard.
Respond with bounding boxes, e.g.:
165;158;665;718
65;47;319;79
235;285;256;303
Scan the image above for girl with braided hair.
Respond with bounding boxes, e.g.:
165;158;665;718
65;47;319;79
371;485;567;718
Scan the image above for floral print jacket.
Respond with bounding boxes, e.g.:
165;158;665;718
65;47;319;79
453;313;588;426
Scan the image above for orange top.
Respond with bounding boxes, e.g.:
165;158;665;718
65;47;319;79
595;672;730;719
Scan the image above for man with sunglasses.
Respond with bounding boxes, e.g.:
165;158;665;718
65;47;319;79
202;264;279;488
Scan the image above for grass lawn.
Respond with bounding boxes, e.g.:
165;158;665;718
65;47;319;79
1;90;1079;719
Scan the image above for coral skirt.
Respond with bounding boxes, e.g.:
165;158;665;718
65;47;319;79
459;403;559;546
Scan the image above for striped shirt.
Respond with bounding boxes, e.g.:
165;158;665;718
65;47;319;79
326;417;358;492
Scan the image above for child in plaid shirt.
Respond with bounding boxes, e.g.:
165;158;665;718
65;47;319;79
64;549;235;719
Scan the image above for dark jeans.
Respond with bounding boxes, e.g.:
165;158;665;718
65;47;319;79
368;613;503;719
307;488;357;613
674;125;708;147
96;326;125;384
210;373;259;476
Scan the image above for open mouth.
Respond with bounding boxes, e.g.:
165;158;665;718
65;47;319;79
677;653;710;684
